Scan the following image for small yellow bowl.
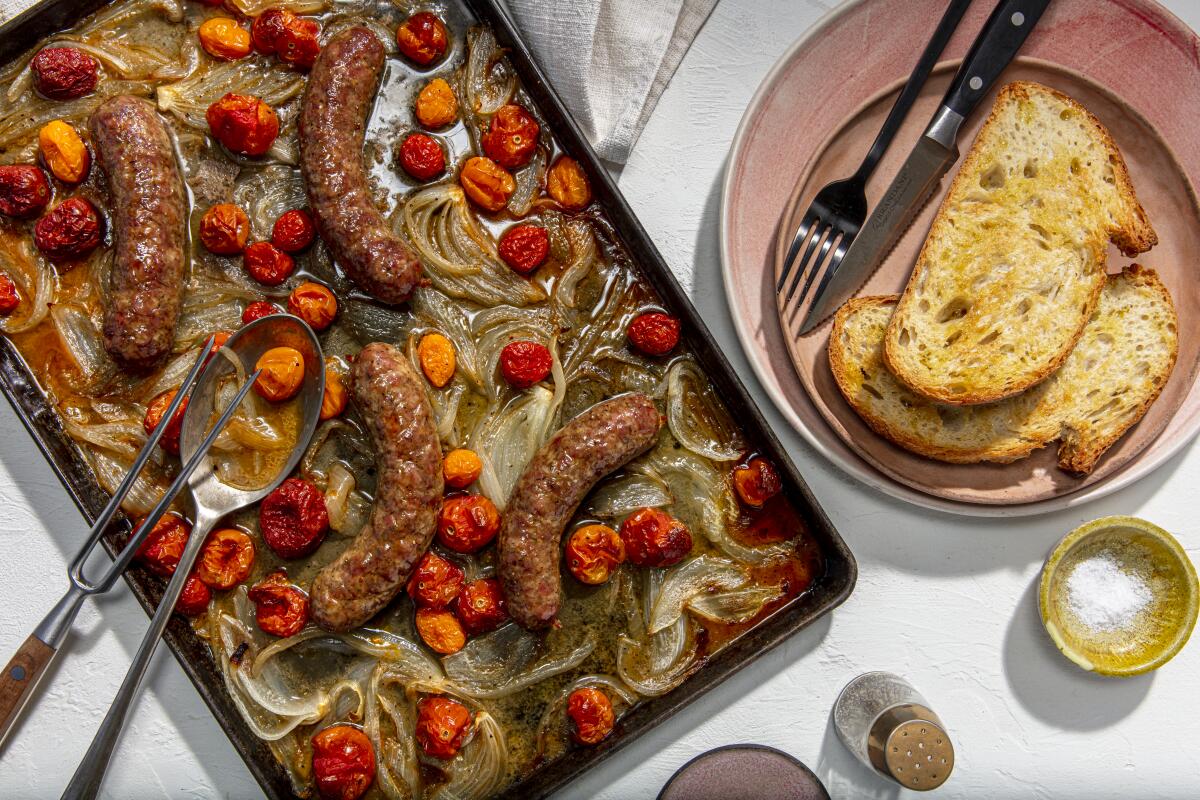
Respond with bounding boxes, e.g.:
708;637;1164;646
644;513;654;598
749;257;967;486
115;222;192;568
1039;515;1198;677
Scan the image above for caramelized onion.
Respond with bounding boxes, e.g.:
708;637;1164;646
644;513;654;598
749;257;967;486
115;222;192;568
444;624;596;699
324;462;370;536
665;359;743;462
687;584;785;626
586;473;673;519
470;386;555;509
647;555;748;634
463;28;516;117
0;242;54;335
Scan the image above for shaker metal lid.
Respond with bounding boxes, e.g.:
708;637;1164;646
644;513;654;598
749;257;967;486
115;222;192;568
868;704;954;791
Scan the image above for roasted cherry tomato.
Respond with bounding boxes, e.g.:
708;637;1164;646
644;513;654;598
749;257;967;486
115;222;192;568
38;120;90;184
415;696;472;759
33;197;104;264
248;569;311;637
176;573;212;617
565;524;625;585
254;345;305;402
271;208;315;252
627;311;680;357
287;281;338;331
260;477;329;559
415;607;466;654
321;365;348;420
567;687;615;745
437;494;501;554
31;47;98;100
196;527;255;590
407;551;465;609
251;8;288;53
399;132;445;181
206;93;279;156
415;77;457;129
0;273;20;316
198;17;252;60
620;508;692;568
243;241;295;286
276;15;320;69
396;11;448;66
418;332;455;388
312;724;376;800
442;448;482;489
199;203;250;255
497;224;549;275
134;513;191;577
0;165;51;219
459;156;514;212
143;389;188;455
454;578;508;636
732;456;782;508
499;340;552;389
547;155;591;210
481;104;539;169
242;300;280;325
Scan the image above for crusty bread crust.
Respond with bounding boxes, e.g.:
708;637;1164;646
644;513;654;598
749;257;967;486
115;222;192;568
882;81;1157;406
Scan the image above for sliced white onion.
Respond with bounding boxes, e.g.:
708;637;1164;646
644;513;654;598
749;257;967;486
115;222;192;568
463;28;516;116
232;165;307;240
445;624;596;700
0;242;53;335
647;555;748;635
431;711;508;800
506;146;547;217
665;359;743;462
616;623;700;698
586;473;673;518
158;60;303;130
686;584;785;626
470;387;555;510
364;665;422;800
63;419;146;460
324;463;370;537
89;449;165;516
50;303;116;390
227;0;328;16
552;219;598;311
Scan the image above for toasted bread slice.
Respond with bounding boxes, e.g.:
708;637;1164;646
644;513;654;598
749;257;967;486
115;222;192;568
883;81;1156;405
829;266;1176;475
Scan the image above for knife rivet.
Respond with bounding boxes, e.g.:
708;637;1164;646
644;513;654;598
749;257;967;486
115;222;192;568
1011;11;1025;26
11;665;26;681
969;76;983;90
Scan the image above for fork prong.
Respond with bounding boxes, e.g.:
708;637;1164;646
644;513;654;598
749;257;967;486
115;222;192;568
776;212;818;293
783;219;828;303
796;235;852;331
786;228;842;326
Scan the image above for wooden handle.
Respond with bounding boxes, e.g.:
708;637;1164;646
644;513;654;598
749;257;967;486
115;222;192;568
0;634;55;748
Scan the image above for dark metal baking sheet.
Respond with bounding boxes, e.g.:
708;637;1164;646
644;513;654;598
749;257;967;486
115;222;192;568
0;2;857;798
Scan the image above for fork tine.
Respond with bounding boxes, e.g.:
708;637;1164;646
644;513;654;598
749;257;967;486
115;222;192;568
776;212;818;293
787;228;841;324
796;234;852;330
783;219;828;303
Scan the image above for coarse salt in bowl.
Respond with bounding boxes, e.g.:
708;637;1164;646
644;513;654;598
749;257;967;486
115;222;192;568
1039;516;1198;677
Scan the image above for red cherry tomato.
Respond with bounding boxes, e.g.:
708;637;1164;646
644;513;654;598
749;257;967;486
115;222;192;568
0;165;51;219
396;12;448;66
499;340;552;389
481;104;539;170
567;687;615;745
143;389;188;455
627;312;680;357
196;528;256;590
620;508;692;567
33;198;104;264
0;273;19;316
437;495;501;554
31;47;99;100
248;569;311;637
311;725;376;800
134;513;191;577
406;551;465;609
176;574;212;617
271;208;315;253
497;224;549;275
275;15;320;69
243;241;295;286
206;93;279;156
415;696;472;759
242;300;281;325
732;456;782;508
399;132;446;181
259;477;330;559
454;578;509;636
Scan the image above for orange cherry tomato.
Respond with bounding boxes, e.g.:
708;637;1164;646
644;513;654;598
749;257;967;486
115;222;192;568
206;93;279;156
0;273;20;316
565;524;625;585
499;340;552;389
481;104;539;169
732;456;782;508
248;569;310;637
619;508;692;568
415;78;457;128
242;300;280;325
271;208;315;252
415;696;472;759
287;281;338;331
406;551;465;609
459;156;514;212
321;366;348;420
198;18;252;61
627;312;680;357
396;12;448;66
497;224;549;275
143;389;188;455
38;120;90;184
134;513;191;577
547;155;591;210
454;578;508;636
418;332;456;388
415;607;466;654
311;724;376;800
436;495;500;554
254;346;305;402
200;203;250;255
442;448;482;489
196;528;255;590
175;573;212;617
567;687;615;745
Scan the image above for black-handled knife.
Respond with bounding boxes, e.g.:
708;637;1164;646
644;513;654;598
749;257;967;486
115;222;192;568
798;0;1052;334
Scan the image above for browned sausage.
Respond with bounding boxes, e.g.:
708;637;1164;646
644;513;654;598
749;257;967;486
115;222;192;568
498;394;662;629
310;342;443;632
88;95;186;371
298;27;422;304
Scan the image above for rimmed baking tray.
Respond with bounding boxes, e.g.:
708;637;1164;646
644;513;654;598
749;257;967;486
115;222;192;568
0;1;857;797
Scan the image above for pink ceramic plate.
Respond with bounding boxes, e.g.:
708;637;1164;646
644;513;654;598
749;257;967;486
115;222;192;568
721;0;1200;516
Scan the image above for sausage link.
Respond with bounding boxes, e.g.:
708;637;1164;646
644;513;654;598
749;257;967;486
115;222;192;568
89;95;186;371
299;28;422;304
498;394;662;629
310;343;443;632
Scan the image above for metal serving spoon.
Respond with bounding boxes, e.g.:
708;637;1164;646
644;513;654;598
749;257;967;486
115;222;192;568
61;314;325;800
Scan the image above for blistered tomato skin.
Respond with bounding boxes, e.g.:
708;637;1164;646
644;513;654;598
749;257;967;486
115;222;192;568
251;9;288;53
498;225;549;275
197;528;256;590
482;104;539;169
243;240;295;286
459;156;515;212
198;18;252;60
0;165;51;219
499;340;552;389
407;551;465;609
415;78;457;128
199;203;250;255
321;366;348;420
254;345;305;402
248;570;311;637
397;12;449;66
33;198;104;264
206;93;280;156
143;389;189;455
38;120;90;184
442;448;482;489
415;696;473;759
242;300;280;324
620;507;692;568
415;607;466;654
568;687;615;745
627;312;681;357
271;208;316;252
288;281;338;331
276;16;320;69
455;577;508;636
437;495;501;554
732;456;783;508
312;725;376;800
399;133;445;181
31;47;99;100
260;477;330;559
175;574;212;617
565;524;626;585
547;156;592;210
0;274;20;316
134;513;191;577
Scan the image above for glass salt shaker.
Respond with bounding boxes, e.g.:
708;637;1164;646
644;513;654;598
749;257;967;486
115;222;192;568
832;672;954;791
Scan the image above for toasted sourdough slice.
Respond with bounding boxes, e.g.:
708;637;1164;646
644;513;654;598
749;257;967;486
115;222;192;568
829;266;1176;475
883;81;1157;405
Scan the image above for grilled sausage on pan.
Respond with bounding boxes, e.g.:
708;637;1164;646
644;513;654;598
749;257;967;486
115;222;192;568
88;95;186;371
299;27;423;304
498;393;663;630
310;343;443;632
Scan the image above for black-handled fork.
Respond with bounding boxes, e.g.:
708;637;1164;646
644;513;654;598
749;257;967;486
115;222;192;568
777;0;974;320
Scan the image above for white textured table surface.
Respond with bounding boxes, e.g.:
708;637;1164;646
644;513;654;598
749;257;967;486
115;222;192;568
5;1;1200;798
